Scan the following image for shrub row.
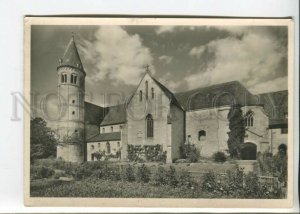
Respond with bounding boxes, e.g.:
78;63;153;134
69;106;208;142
127;144;167;163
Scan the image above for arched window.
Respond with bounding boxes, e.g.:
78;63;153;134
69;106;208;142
244;111;254;127
106;142;111;154
91;145;95;150
139;90;143;102
198;130;206;141
145;81;148;100
111;126;113;132
151;87;154;99
146;114;153;138
117;142;120;147
63;74;67;83
71;73;77;84
61;73;67;83
102;128;105;133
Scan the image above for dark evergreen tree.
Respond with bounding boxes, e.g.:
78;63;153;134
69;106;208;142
30;117;57;162
227;104;245;159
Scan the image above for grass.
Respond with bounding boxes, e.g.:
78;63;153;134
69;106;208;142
30;178;230;198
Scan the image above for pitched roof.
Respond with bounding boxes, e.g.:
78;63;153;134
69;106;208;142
100;104;127;126
84;102;106;125
174;81;257;111
152;77;183;109
257;90;288;127
58;36;85;73
87;132;121;142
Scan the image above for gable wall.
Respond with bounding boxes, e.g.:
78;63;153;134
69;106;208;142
126;74;171;151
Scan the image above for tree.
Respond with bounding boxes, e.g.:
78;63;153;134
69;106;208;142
227;104;245;159
30;117;57;162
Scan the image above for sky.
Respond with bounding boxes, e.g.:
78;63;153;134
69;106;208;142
31;24;288;122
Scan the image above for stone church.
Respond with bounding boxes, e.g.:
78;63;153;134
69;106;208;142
56;36;288;163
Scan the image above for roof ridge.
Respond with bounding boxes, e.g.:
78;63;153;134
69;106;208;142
175;80;242;95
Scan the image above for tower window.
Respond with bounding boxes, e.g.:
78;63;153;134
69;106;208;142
139;90;143;101
61;73;67;83
72;100;75;104
244;110;254;127
75;130;78;132
146;114;153;138
145;81;148;100
71;73;77;84
72;111;75;115
151;87;154;99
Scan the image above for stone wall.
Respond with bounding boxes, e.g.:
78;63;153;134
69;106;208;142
170;104;185;161
185;105;270;158
269;128;288;154
126;73;171;153
57;143;84;162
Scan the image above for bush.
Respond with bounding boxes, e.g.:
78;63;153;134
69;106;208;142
213;151;227;163
127;144;167;163
180;144;200;162
122;165;135;182
31;165;55;179
152;166;168;186
136;164;151;183
177;171;194;188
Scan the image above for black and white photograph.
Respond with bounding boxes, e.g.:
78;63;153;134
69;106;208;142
24;17;294;207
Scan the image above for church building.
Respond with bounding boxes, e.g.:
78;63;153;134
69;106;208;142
56;36;288;163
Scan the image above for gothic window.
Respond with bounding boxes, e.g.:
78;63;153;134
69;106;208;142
111;126;113;132
146;114;153;138
244;110;254;127
106;142;111;154
198;130;206;141
139;90;143;101
145;81;148;100
151;87;154;99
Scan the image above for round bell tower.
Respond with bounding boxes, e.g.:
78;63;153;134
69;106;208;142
56;35;85;162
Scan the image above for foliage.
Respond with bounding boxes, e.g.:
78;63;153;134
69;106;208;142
136;164;151;183
213;151;227;163
30;117;58;162
227;104;245;159
92;151;106;161
180;144;200;162
30;165;55;179
127;144;166;163
122;164;135;182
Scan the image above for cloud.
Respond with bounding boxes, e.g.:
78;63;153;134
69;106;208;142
77;26;154;86
158;55;173;64
186;27;287;94
155;26;176;34
189;46;206;58
250;76;288;94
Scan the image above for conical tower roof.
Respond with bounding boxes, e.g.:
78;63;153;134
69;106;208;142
58;35;85;73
